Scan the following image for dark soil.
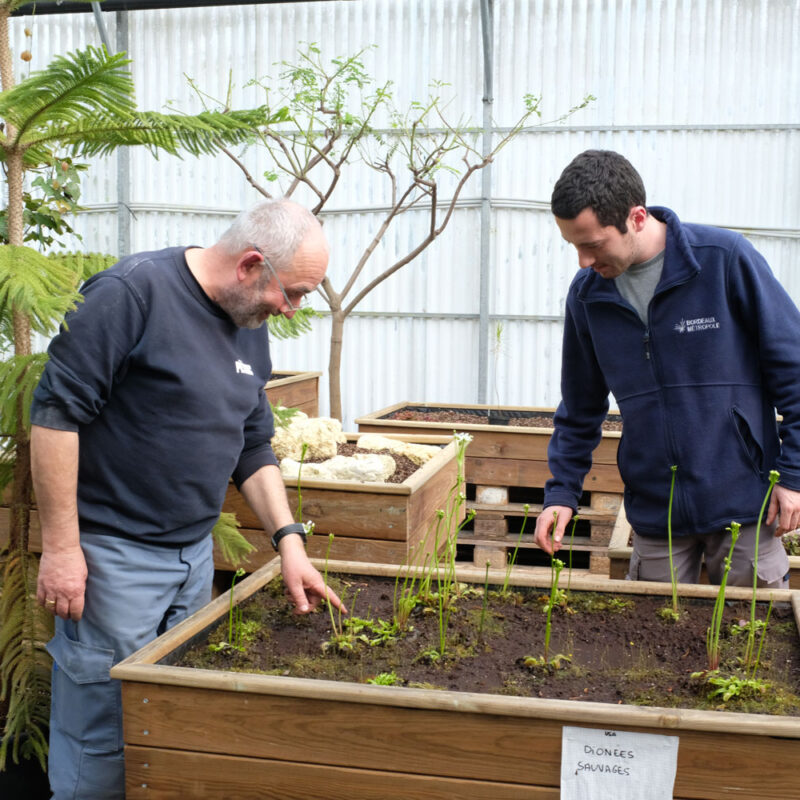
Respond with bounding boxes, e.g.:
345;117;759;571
177;575;800;716
386;407;623;432
304;442;422;483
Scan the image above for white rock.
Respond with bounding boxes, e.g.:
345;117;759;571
271;413;347;461
280;453;396;483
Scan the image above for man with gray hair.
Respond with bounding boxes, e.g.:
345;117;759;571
30;198;343;799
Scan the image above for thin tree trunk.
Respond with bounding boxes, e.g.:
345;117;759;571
327;309;346;421
1;20;34;554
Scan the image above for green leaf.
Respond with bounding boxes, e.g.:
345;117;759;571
0;246;83;336
211;512;255;568
0;46;136;147
0;354;48;436
267;306;318;341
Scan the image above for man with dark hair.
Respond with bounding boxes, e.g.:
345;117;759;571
534;149;800;589
31;198;345;799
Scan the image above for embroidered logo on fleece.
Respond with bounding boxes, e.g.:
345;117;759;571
673;316;720;334
235;359;254;376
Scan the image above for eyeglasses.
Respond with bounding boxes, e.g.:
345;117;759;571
251;244;307;312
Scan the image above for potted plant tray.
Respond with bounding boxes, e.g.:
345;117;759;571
217;433;462;570
265;369;322;416
608;504;800;589
111;558;800;800
355;401;623;494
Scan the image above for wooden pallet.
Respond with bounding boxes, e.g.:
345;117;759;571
458;485;622;573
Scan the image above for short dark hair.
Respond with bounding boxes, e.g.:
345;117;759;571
551;150;646;234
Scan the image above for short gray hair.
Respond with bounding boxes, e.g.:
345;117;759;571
218;198;323;270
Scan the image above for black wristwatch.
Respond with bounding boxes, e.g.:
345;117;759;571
270;522;307;551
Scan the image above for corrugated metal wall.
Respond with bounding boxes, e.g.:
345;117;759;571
9;0;800;428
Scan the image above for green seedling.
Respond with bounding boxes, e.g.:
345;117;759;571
706;673;770;702
295;441;309;522
208;568;247;653
751;597;774;678
500;503;530;596
543;558;565;662
521;653;572;671
321;534;358;653
705;522;740;671
665;464;679;618
477;561;491;643
366;671;401;686
744;470;780;668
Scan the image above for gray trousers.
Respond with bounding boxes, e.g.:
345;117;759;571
628;521;789;587
46;532;214;800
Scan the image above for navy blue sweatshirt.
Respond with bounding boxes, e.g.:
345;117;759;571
31;246;278;546
545;207;800;537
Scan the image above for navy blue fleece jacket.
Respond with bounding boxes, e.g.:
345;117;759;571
30;246;278;546
544;207;800;537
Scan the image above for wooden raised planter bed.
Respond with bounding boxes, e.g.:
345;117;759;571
356;402;623;572
111;558;800;800
217;433;462;570
608;504;800;589
356;401;623;493
265;369;321;416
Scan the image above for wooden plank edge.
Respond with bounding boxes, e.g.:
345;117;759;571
266;370;322;388
113;663;800;739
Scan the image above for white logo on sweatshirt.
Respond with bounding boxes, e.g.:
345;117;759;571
673;316;719;334
235;359;254;376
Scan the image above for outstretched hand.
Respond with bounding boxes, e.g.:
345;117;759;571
767;484;800;537
533;505;574;555
278;535;347;615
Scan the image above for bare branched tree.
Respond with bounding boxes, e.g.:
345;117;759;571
204;45;592;419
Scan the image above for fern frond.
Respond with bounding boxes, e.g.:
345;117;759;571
0;354;49;436
0;246;83;336
211;512;255;568
0;551;53;770
0;46;135;148
267;306;319;341
0;450;13;498
47;251;117;283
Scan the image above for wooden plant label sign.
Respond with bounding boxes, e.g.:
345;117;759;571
560;726;679;800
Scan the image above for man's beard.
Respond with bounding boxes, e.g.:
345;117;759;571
216;275;273;329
